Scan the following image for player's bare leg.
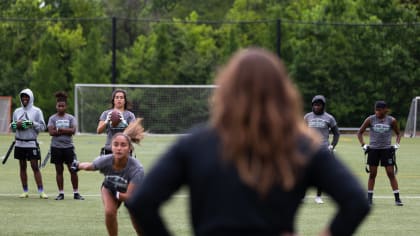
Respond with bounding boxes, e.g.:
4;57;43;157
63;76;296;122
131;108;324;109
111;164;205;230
66;163;84;200
55;163;65;200
385;165;403;206
56;163;64;191
367;166;377;190
30;159;48;198
367;165;378;205
102;187;119;236
19;159;29;198
66;163;79;190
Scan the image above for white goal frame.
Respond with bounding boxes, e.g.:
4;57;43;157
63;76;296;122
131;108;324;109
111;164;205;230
404;96;420;137
0;96;12;134
74;83;216;135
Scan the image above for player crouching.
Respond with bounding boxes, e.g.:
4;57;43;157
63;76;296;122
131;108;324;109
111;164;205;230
71;118;145;235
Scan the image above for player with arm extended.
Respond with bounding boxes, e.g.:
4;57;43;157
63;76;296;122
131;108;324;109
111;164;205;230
72;118;145;236
357;101;402;206
126;48;369;236
97;89;136;155
10;88;48;199
47;91;84;200
304;95;340;204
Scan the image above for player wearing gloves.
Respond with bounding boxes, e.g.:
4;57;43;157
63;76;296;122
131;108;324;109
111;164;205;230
357;101;402;206
304;95;340;204
10;88;48;199
97;89;135;155
72;118;145;235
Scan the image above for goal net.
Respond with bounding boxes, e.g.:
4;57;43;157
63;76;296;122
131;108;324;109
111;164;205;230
0;96;12;133
75;84;215;134
404;96;420;137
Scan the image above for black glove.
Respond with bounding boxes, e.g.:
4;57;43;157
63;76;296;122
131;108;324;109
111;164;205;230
70;160;79;172
103;175;128;194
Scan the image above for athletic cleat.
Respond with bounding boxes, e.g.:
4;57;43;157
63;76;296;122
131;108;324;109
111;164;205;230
19;192;29;198
314;196;324;204
39;192;49;199
395;200;404;206
73;193;84;200
55;194;64;200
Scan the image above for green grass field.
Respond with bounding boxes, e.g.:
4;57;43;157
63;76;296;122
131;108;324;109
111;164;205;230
1;133;420;235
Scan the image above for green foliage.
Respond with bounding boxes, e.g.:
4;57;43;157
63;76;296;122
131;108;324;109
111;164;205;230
0;0;48;108
150;0;235;20
71;27;111;85
31;22;87;117
120;12;220;84
0;0;419;129
273;0;420;126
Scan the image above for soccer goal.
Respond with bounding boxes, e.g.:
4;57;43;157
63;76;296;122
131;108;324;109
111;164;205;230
0;96;12;133
74;84;216;134
404;96;420;137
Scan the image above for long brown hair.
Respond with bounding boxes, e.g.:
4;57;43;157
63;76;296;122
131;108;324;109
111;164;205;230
211;48;319;195
111;89;132;110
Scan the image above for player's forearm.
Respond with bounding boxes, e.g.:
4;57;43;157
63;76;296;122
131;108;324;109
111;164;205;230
57;127;75;135
396;135;401;144
78;162;95;171
331;127;340;147
357;134;365;145
118;184;136;202
97;121;107;134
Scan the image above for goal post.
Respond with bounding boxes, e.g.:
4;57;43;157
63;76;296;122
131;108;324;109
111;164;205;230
75;84;216;134
0;96;12;133
404;96;420;137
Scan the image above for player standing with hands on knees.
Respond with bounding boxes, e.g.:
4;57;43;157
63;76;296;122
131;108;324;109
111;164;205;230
72;118;145;236
10;88;48;199
304;95;340;204
47;91;84;200
127;48;370;236
357;100;403;206
97;89;136;155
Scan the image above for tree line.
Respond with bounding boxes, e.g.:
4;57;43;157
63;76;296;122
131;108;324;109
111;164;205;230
0;0;419;128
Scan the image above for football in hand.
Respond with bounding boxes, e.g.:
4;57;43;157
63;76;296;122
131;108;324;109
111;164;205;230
110;110;121;127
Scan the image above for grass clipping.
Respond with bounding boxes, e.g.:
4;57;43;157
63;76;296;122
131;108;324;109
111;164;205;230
123;118;145;144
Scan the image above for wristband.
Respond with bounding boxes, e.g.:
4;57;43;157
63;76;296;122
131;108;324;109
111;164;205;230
116;191;120;199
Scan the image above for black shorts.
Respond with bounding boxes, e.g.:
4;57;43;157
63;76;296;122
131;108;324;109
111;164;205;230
14;146;41;161
367;148;395;167
51;147;76;165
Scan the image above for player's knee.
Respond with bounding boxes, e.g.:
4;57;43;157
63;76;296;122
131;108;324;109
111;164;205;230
31;164;40;171
368;173;377;179
104;207;117;218
386;172;396;178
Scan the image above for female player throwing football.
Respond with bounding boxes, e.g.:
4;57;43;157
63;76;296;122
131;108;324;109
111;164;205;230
97;89;136;155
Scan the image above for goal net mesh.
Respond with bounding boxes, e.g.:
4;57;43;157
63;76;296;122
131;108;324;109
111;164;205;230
0;96;12;133
75;84;215;134
404;96;420;137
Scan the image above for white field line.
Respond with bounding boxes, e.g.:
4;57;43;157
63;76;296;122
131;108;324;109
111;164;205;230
1;193;420;199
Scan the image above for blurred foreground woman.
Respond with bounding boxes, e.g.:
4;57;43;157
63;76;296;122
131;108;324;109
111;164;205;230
127;48;370;236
